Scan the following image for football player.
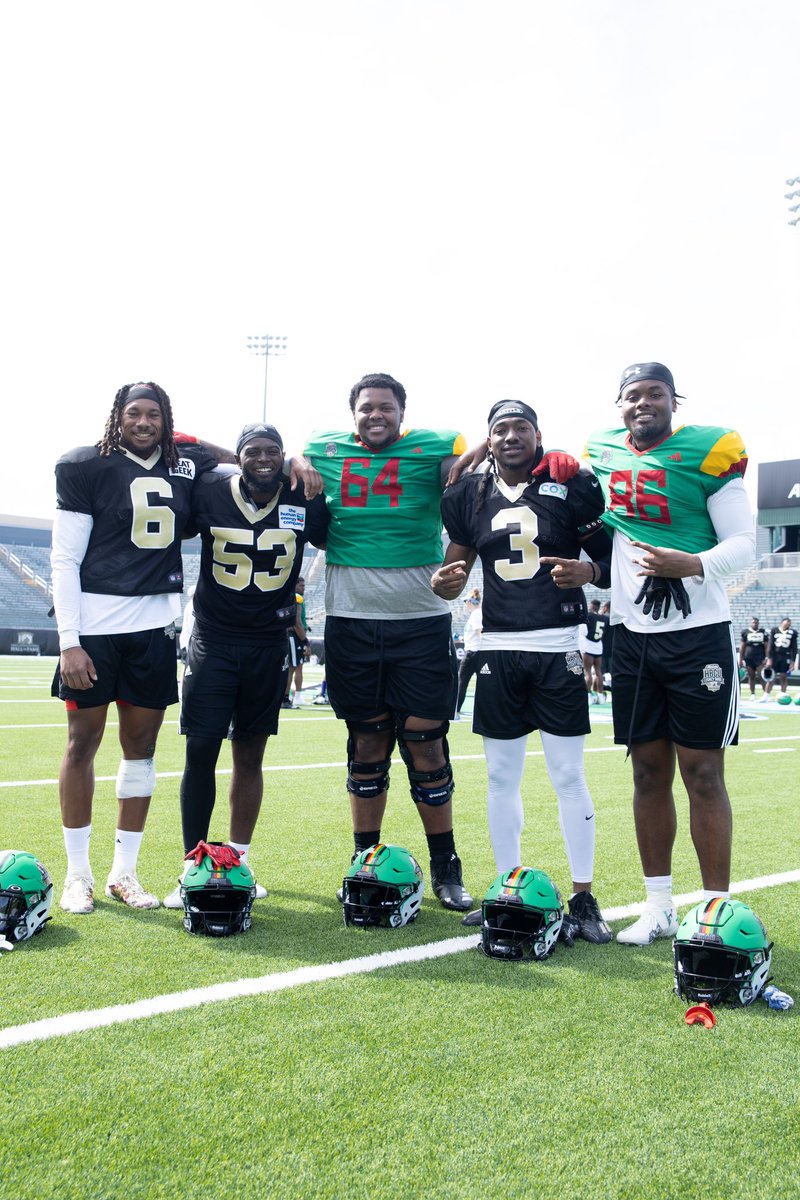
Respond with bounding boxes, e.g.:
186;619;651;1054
164;424;328;906
51;382;226;914
579;598;609;703
584;362;755;945
739;616;768;699
283;576;309;708
433;399;613;944
764;617;797;698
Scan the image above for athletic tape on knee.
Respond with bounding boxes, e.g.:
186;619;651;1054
116;757;156;799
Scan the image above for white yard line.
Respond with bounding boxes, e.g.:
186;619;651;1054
1;870;798;1049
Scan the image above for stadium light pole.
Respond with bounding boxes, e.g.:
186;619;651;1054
785;177;800;226
246;334;288;422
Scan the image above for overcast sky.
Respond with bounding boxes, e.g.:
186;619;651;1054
1;0;797;521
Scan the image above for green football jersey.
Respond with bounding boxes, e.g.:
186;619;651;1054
584;424;747;553
304;428;466;568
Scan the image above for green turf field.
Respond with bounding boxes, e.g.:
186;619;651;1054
1;657;798;1199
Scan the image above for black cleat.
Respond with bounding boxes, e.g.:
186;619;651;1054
430;853;473;912
461;908;482;927
568;890;612;944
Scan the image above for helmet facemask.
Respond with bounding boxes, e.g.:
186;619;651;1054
480;867;563;961
342;844;424;929
673;899;773;1007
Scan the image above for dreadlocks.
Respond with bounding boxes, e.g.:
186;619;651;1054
474;448;496;515
96;382;178;468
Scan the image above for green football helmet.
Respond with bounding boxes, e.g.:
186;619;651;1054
0;850;53;943
673;898;773;1007
342;844;424;928
481;867;563;960
181;843;256;937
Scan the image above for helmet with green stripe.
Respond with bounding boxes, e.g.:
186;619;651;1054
673;898;772;1007
181;844;256;937
0;850;53;944
481;867;563;960
342;843;424;928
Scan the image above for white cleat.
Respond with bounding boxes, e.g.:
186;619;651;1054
60;873;95;914
105;873;160;909
617;905;678;946
162;884;183;909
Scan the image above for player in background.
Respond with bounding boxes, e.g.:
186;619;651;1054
763;617;798;699
455;596;482;720
283;576;310;707
585;363;754;945
164;424;328;906
433;400;613;943
51;382;226;914
739;616;768;699
579;598;609;703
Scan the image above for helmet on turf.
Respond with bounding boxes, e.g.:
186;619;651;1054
181;843;256;937
481;866;563;961
342;843;424;928
777;694;792;705
0;850;53;943
673;898;772;1007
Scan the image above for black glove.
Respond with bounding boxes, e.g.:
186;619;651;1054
634;576;692;621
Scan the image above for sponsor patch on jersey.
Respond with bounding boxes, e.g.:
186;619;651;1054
278;505;307;530
701;663;724;693
170;458;197;479
325;442;338;457
565;651;584;675
538;481;568;500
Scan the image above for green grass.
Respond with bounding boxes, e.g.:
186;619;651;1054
0;657;798;1199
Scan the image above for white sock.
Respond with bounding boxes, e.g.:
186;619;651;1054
540;731;595;884
644;875;674;910
702;888;730;900
483;735;528;873
63;825;92;876
110;829;144;879
228;841;250;862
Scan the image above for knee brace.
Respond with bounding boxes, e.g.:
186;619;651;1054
345;719;396;801
397;722;454;807
116;757;156;800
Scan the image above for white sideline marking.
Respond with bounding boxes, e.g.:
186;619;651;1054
1;870;798;1050
753;748;795;754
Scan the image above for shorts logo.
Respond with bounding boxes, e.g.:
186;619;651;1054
538;482;568;500
278;505;307;530
565;651;584;675
184;664;192;676
479;663;492;675
170;458;196;479
701;663;724;692
325;442;338;457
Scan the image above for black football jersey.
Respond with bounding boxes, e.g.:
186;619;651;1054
55;444;216;596
441;468;606;633
190;472;329;643
741;627;768;652
585;610;609;646
769;625;797;660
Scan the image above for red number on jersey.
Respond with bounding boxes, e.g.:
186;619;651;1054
609;468;671;524
341;458;403;508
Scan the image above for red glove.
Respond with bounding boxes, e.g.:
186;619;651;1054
173;430;198;444
532;451;580;484
184;841;242;869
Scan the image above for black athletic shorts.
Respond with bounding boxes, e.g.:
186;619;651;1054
743;649;765;667
324;614;458;722
611;621;739;749
51;626;179;710
179;634;289;739
287;631;305;669
472;648;590;740
771;654;792;675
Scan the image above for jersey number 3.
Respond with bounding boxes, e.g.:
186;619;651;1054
492;507;540;581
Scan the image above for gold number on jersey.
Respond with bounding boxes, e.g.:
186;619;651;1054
129;478;176;549
210;527;297;592
491;506;540;581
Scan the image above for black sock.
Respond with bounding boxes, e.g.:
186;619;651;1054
354;830;381;854
181;736;222;852
426;830;456;859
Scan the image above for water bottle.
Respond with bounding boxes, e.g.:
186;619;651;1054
762;984;794;1010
